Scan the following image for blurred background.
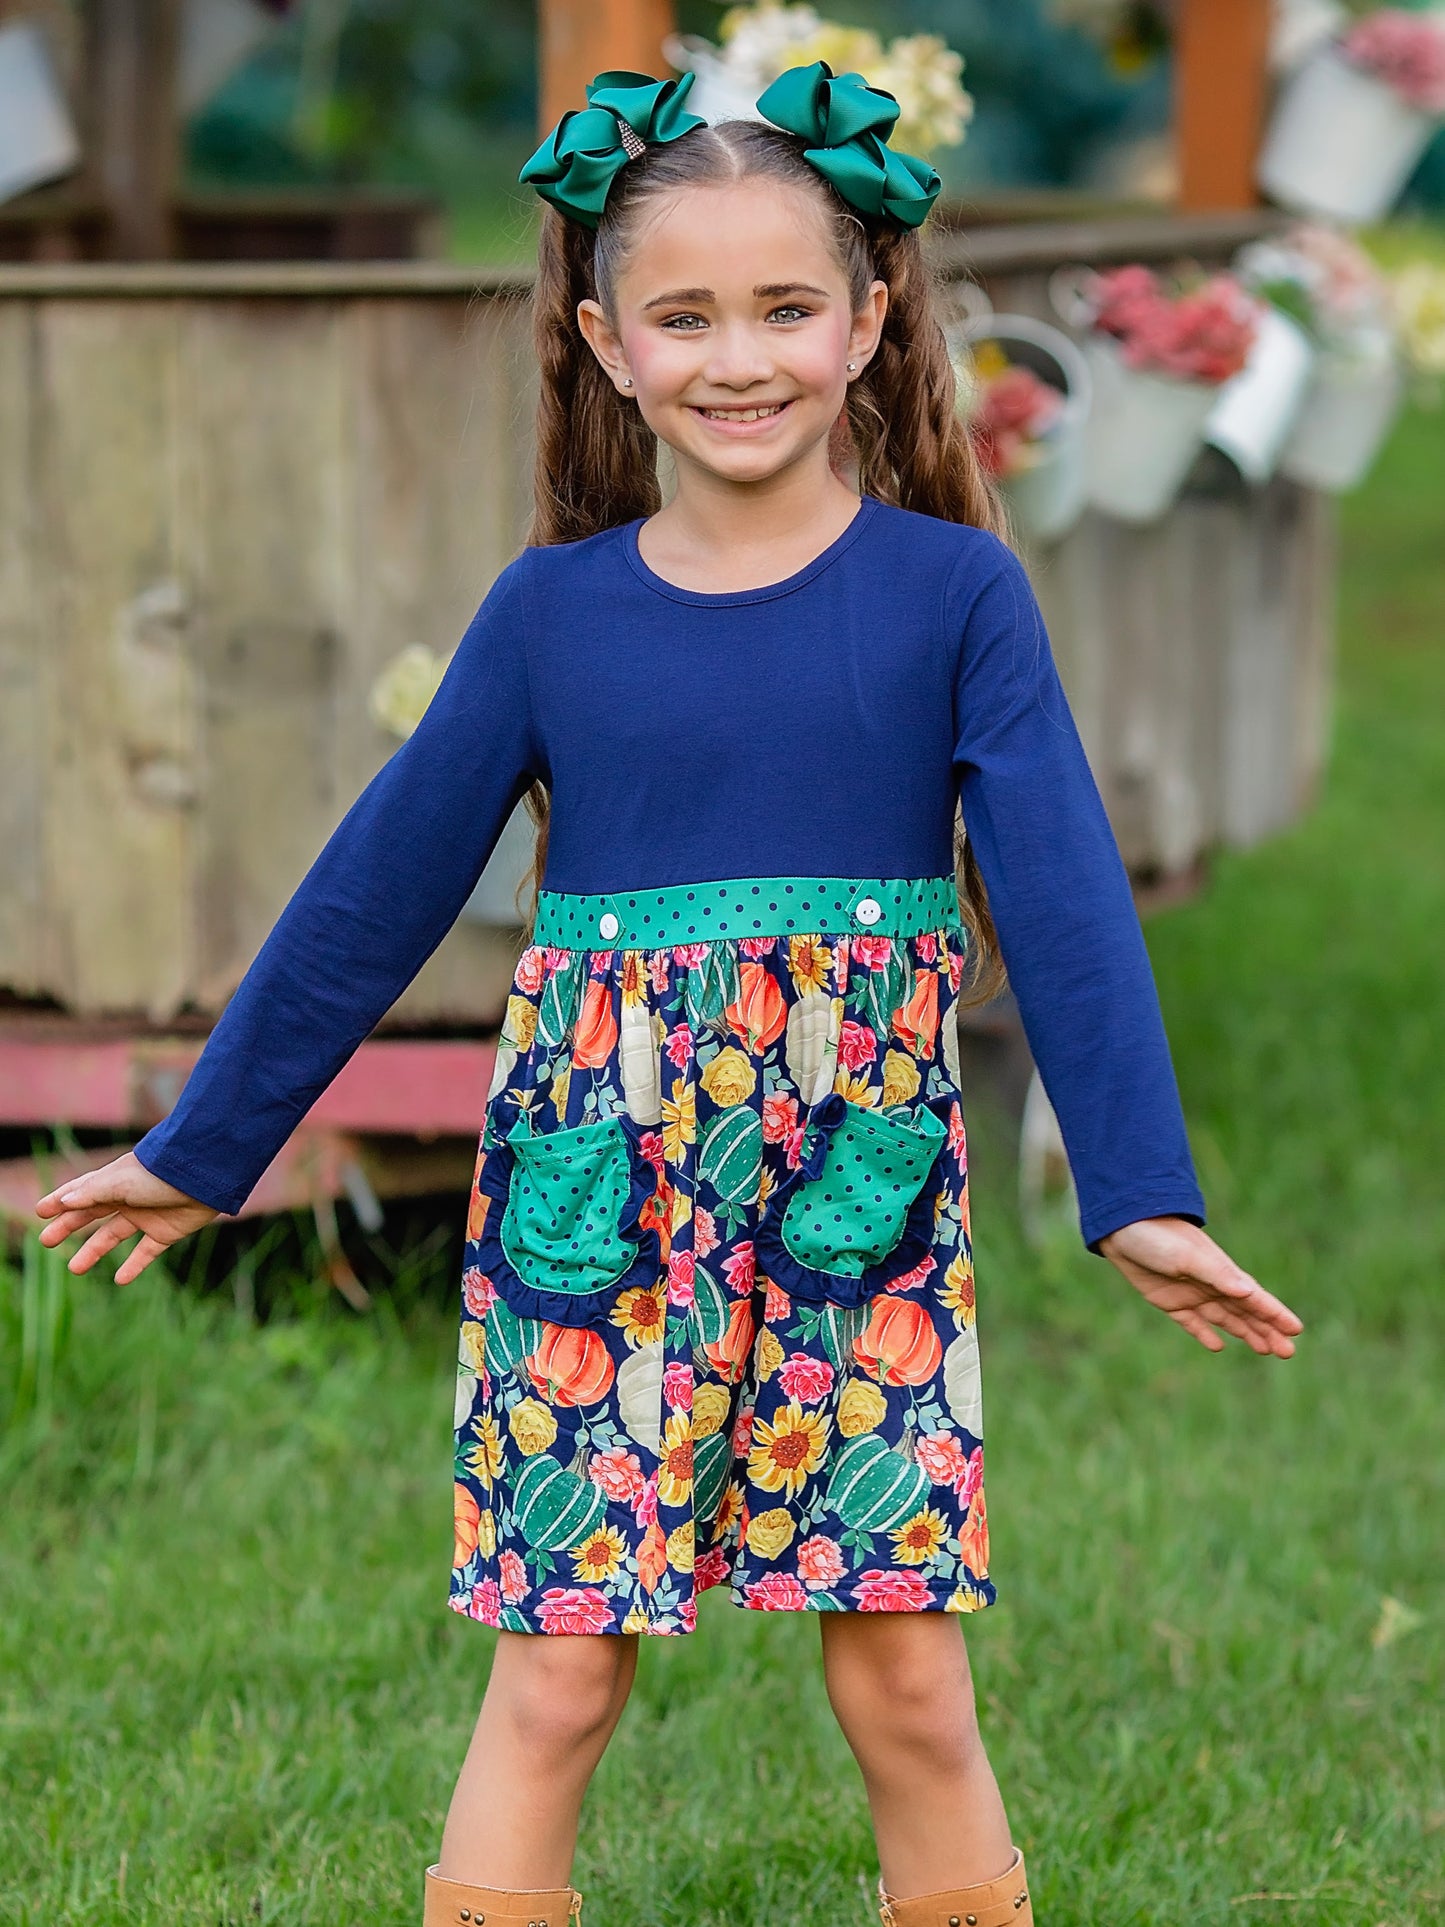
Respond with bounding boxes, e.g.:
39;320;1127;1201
1;4;1442;1924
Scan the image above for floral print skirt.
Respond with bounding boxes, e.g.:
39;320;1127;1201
449;875;994;1636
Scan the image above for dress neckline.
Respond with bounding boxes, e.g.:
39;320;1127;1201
621;494;879;607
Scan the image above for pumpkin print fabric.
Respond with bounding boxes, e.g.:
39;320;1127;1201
450;875;995;1636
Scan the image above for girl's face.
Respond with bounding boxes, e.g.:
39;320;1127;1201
578;178;886;490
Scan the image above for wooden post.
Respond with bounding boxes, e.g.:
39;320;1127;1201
83;0;182;258
538;0;677;133
1175;0;1272;211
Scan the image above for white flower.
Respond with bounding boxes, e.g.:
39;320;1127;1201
1392;261;1445;376
367;643;447;739
872;35;974;157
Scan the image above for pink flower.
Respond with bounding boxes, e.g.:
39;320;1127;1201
671;941;710;968
780;1122;808;1170
915;1430;970;1490
969;364;1066;479
462;1267;496;1318
722;1241;757;1296
647;951;671;996
959;1445;985;1507
499;1549;530;1603
543;946;570;977
884;1256;936;1294
469;1577;502;1625
1093;264;1257;384
739;935;780;958
915;932;939;963
744;1572;810;1611
1343;11;1445;113
638;1128;666;1181
515;947;548;995
695;1545;731;1591
694;1207;721;1260
779;1352;834;1404
590;1446;646;1504
948;1104;967;1171
851;1568;934;1612
837;1020;880;1073
536;1586;615;1635
761;1093;800;1144
633;1469;659;1528
664;1021;695;1068
852;934;894;971
663;1360;694;1410
667;1250;695;1308
678;1597;698;1632
796;1534;847;1589
732;1404;755;1455
764;1278;791;1323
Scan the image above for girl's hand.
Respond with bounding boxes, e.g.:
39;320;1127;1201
34;1153;221;1285
1097;1216;1302;1357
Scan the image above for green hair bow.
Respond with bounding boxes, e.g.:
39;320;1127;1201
519;70;706;229
755;61;941;230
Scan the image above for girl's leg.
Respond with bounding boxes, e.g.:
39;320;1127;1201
819;1613;1015;1898
438;1629;640;1886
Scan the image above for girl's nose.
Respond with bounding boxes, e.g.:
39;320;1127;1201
700;323;777;389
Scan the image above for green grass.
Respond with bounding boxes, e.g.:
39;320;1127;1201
3;409;1444;1924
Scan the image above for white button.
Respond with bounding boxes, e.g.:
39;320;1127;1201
598;911;620;940
855;896;882;925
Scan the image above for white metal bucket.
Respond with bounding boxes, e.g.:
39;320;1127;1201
1205;305;1316;484
948;312;1093;544
0;22;81;206
1081;334;1218;525
1257;42;1437;224
1279;346;1404;492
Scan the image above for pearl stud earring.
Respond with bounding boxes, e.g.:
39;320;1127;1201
846;360;857;373
622;375;634;389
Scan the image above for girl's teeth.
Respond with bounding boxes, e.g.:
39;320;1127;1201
701;404;783;421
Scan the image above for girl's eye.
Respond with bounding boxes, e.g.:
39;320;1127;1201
660;313;707;331
768;305;812;324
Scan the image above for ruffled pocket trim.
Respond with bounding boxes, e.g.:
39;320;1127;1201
756;1090;956;1309
471;1092;663;1330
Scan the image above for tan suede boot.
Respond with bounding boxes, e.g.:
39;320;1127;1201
877;1846;1033;1927
423;1864;583;1927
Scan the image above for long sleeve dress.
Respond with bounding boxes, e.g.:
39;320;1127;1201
133;495;1205;1635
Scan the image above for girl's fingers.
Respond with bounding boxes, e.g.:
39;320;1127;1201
1173;1306;1226;1352
68;1214;139;1275
37;1204;114;1245
114;1233;168;1287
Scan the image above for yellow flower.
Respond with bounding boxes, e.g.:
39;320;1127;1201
670;1185;693;1235
464;1413;504;1490
701;1046;757;1108
367;643;446;737
759;1162;777;1211
946;1576;992;1613
882;1049;921;1107
834;1071;877;1106
691;1381;732;1439
1394;261;1445;376
715;1480;745;1542
890;1506;949;1566
621;1602;652;1634
503;994;538;1050
747;1399;829;1496
666;1521;696;1573
613;1284;666;1348
459;1319;486;1373
786;935;833;994
658;1411;695;1506
476;1508;497;1559
941;1251;976;1328
508;1397;558;1456
754;1327;784;1382
550;1065;571;1123
572;1522;628;1583
745;1506;796;1559
838;1376;888;1437
662;1076;696;1162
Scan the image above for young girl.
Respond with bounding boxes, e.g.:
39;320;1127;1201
36;63;1302;1927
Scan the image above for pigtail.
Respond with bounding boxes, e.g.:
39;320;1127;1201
846;224;1008;1005
529;208;662;548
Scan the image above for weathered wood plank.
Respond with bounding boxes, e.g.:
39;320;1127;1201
0;303;45;997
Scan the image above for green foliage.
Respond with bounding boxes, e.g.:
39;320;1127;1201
2;381;1443;1922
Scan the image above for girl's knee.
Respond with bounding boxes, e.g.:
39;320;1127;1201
822;1618;982;1755
488;1632;636;1752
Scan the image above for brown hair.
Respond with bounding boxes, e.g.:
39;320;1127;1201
513;118;1007;1003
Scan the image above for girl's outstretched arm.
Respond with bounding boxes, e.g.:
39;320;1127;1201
33;555;546;1280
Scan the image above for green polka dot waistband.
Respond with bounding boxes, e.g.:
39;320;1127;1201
530;875;965;950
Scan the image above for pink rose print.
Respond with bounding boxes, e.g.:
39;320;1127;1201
536;1587;615;1635
947;947;965;994
745;1572;810;1611
694;1208;721;1260
462;1266;496;1318
781;1122;808;1170
590;951;615;974
633;1470;660;1528
914;1431;969;1490
667;1250;696;1308
796;1535;847;1589
948;1103;967;1171
590;1447;646;1504
732;1404;755;1455
761;1093;800;1144
678;1598;698;1632
779;1352;834;1404
664;1020;695;1068
663;1360;694;1411
852;934;893;970
543;946;570;978
960;1445;985;1507
695;1546;730;1591
739;935;780;959
515;947;547;995
722;1241;756;1297
764;1277;791;1323
672;941;709;968
647;951;671;996
498;1550;530;1604
837;1019;880;1073
639;1128;666;1181
916;931;938;963
885;1255;936;1295
851;1568;933;1611
469;1577;502;1625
